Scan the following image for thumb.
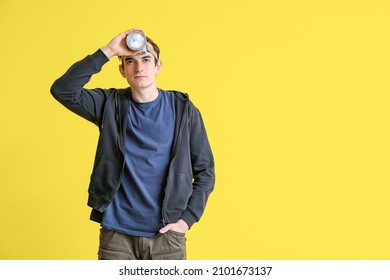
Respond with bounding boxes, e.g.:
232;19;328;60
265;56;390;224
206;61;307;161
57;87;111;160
159;224;172;234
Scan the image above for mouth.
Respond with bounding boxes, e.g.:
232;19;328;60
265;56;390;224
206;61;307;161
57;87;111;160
134;75;147;79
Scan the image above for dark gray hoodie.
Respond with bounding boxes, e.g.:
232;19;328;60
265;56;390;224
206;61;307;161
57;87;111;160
50;49;215;228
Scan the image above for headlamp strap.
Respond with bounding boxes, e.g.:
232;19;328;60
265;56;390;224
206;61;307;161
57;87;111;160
146;44;158;60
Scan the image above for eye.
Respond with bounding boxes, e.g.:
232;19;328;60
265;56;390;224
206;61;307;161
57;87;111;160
125;59;134;65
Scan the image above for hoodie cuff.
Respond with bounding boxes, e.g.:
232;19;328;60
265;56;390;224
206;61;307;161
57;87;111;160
89;49;110;68
180;210;198;229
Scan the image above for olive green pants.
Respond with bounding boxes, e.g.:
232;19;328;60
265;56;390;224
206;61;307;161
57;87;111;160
98;228;186;260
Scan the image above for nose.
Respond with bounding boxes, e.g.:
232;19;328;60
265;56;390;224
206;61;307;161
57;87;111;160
135;62;143;73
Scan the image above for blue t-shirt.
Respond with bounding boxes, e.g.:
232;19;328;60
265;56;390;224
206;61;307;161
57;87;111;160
102;89;176;237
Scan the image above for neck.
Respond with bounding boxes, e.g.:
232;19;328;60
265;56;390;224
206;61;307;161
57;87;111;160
131;87;159;103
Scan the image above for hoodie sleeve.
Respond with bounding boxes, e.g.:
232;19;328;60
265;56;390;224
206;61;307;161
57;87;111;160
181;104;215;227
50;49;110;126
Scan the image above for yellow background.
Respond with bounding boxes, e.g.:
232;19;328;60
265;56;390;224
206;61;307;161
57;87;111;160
1;0;389;259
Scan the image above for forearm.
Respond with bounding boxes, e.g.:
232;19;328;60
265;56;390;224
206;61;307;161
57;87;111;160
50;49;110;125
50;49;109;99
182;169;215;227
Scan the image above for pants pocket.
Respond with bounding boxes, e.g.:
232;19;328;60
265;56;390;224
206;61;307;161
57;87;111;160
152;249;186;260
151;231;186;260
98;247;132;260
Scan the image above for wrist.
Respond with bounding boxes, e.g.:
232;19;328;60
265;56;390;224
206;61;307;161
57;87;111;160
178;219;189;230
100;45;115;59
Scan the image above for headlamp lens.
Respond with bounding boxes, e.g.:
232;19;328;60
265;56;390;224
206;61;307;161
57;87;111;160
126;31;147;52
125;30;159;60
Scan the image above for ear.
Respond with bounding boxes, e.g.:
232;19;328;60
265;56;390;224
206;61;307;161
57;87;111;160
155;60;162;73
118;64;126;78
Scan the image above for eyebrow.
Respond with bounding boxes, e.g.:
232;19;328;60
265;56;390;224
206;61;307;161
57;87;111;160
124;54;153;62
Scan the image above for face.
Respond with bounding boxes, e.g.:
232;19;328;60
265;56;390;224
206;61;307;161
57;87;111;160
119;45;162;91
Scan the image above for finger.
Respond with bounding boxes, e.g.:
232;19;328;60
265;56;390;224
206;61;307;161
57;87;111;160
122;28;144;36
159;224;172;234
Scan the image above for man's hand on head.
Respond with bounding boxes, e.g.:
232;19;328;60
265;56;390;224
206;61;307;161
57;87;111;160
101;28;144;59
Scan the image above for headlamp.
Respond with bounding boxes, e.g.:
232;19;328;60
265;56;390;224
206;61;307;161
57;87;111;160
126;30;158;60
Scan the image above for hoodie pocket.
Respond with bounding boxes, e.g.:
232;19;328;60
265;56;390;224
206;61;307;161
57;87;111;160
165;172;193;211
89;157;121;200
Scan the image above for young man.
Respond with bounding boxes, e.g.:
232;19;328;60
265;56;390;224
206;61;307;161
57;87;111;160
50;29;215;260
